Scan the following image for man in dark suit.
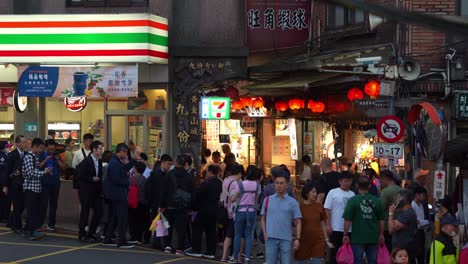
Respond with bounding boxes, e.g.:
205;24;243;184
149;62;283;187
0;141;9;222
6;135;28;233
78;140;104;242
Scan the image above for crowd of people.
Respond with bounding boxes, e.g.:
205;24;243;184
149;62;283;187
0;134;466;264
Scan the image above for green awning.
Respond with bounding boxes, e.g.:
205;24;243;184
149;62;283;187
244;72;341;90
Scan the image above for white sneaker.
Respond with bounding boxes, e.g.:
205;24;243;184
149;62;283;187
164;246;173;253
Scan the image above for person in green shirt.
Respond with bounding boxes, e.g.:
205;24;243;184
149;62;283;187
343;176;385;264
379;170;401;251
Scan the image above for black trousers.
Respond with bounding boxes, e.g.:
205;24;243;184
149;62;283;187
0;188;11;222
9;183;25;230
105;200;128;244
40;185;60;228
384;230;393;253
163;208;187;250
128;203;149;242
79;192;102;238
25;190;41;235
191;213;217;255
414;230;426;264
330;231;347;264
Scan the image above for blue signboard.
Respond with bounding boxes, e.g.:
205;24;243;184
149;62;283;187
18;66;59;97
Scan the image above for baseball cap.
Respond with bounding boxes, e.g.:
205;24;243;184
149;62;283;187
440;214;458;227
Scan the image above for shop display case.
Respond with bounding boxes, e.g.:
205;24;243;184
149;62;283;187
0;123;13;141
48;123;81;144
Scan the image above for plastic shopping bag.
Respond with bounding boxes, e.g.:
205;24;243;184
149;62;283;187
149;213;161;232
155;219;168;237
336;242;354;264
377;243;391;264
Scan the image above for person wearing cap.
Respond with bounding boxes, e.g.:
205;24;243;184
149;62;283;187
380;170;402;251
429;214;459;263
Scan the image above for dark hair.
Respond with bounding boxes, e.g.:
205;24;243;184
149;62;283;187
175;155;185;166
380;170;396;182
0;141;6;150
65;138;74;145
90;140;102;151
357;176;371;190
102;150;113;163
301;183;318;200
203;148;211;157
311;164;321;177
391;248;408;262
440;195;452;210
184;154;192;166
230;164;244;176
139;152;148;161
44;139;56;147
212;151;221;157
274;173;290;183
207;165;220;176
83;133;94;141
302;155;311;164
48;130;56;136
31;138;44;147
15;135;25;144
245;165;259;181
362;168;377;179
115;143;128;153
339;171;354;180
398;189;414;205
134;161;146;174
160;154;173;163
225;153;236;163
413;185;426;195
279;164;290;175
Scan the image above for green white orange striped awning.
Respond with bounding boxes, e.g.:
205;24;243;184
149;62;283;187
0;13;168;64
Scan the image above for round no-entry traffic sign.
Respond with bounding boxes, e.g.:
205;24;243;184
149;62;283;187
377;115;405;143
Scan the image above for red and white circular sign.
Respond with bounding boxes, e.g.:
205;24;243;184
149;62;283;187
64;96;87;112
377;115;405;143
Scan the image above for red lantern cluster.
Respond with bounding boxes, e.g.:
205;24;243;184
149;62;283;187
347;87;364;101
275;101;288;112
231;97;264;111
307;100;326;113
288;98;305;110
364;80;380;99
231;101;243;111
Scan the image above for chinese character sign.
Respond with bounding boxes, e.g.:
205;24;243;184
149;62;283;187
433;170;446;199
18;65;138;98
245;0;311;52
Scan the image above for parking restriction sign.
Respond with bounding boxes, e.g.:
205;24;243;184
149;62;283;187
377;115;405;143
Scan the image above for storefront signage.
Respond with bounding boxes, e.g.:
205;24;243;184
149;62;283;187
241;116;257;134
64;96;87;112
373;143;404;159
0;13;168;64
377;115;405;143
245;106;268;117
433;170;446;199
13;91;27;113
245;0;311;52
200;97;231;120
0;88;14;106
288;118;298;160
18;65;138;98
24;122;38;132
453;91;468;120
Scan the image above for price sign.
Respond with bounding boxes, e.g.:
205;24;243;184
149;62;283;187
373;143;404;159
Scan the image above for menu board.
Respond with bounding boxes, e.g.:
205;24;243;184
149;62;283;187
272;136;291;165
206;120;221;152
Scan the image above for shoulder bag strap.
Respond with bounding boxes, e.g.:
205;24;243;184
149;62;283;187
225;179;235;204
363;193;378;218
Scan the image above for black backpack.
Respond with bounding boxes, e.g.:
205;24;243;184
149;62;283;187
72;148;89;189
170;171;191;209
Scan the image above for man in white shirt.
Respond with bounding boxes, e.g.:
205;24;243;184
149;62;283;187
72;133;94;168
324;171;355;264
411;185;429;264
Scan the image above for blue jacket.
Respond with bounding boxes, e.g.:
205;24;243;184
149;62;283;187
39;151;60;187
103;155;133;201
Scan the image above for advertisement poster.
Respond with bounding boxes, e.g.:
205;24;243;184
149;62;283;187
18;65;138;98
0;88;14;106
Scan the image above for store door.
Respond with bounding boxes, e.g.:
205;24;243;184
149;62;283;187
105;111;164;162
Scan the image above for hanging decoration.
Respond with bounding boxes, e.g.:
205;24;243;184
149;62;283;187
225;86;239;100
347;87;364;101
364;80;380;99
252;98;264;109
275;101;288;112
310;101;326;113
231;100;243;111
288;98;305;110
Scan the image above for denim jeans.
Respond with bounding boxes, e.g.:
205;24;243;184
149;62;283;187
266;238;293;264
352;244;378;264
295;258;322;264
232;210;256;258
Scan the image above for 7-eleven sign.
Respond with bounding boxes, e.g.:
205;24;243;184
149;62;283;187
200;97;231;120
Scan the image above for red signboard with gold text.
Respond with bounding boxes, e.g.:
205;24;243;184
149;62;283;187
245;0;311;52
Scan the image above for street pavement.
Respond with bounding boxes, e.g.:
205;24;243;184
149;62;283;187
0;226;265;264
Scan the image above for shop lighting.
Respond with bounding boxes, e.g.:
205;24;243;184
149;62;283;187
347;87;364;101
309;101;326;113
288;98;305;110
364;80;381;99
275;101;288;112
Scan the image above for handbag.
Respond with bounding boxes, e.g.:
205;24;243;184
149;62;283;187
128;176;138;209
377;243;391;264
336;242;354;264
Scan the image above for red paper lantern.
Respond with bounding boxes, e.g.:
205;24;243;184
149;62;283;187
275;101;288;112
307;100;314;109
347;87;364;101
288;98;305;110
364;81;380;99
310;101;326;113
240;97;252;107
231;101;243;111
253;98;264;108
225;86;239;100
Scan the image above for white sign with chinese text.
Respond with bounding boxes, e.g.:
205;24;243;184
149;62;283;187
288;118;298;160
433;170;446;199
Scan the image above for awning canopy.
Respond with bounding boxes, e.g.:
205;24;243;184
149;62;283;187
0;13;168;64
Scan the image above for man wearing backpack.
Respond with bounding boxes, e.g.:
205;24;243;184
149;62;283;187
77;141;103;242
159;155;193;255
72;133;94;190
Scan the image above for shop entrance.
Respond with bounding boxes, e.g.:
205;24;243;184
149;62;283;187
105;110;164;163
